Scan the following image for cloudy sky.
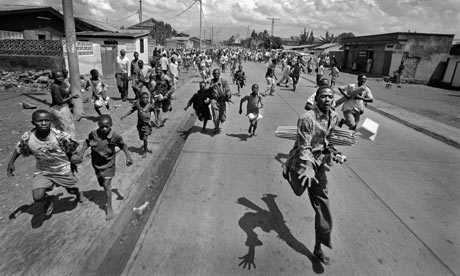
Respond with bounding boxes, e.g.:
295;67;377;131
7;0;460;41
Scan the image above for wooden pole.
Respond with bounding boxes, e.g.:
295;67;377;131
62;0;83;120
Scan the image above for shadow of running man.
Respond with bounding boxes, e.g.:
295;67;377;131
237;194;324;273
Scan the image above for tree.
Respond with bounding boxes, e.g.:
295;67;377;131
319;30;336;44
335;32;355;43
300;28;308;45
308;30;315;44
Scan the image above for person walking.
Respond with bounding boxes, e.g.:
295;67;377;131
116;49;130;102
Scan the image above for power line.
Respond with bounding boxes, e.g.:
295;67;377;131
108;11;139;23
148;0;199;21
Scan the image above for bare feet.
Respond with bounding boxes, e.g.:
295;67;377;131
106;208;114;221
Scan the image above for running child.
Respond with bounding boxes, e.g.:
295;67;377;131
7;109;84;218
85;69;110;116
329;65;340;87
233;64;246;96
121;92;155;158
78;114;133;220
239;84;264;136
184;81;211;132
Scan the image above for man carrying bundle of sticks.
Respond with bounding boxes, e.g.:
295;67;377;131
282;86;345;266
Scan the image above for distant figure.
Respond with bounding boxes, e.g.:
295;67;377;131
366;57;373;73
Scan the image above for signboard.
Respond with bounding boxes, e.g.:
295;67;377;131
62;41;94;56
358;50;367;57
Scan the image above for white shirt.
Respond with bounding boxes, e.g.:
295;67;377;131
340;83;373;112
116;55;130;74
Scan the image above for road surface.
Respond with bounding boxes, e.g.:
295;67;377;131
122;62;459;276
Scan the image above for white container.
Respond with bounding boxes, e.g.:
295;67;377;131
357;118;379;141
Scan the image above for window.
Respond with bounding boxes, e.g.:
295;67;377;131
140;38;144;53
38;34;46;40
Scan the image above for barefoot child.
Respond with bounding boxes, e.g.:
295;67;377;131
78;114;133;220
121;92;155;157
239;84;264;136
233;65;246;96
184;81;211;132
85;69;110;116
7;110;84;217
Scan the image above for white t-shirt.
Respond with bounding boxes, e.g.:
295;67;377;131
116;56;130;74
339;83;373;112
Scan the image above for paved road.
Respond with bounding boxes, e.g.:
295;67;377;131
122;62;460;275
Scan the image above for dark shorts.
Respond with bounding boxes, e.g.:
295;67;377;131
94;166;115;180
154;98;172;113
137;124;153;140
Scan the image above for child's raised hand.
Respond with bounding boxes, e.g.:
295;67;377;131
6;163;15;177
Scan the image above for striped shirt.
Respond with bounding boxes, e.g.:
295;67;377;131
285;105;339;174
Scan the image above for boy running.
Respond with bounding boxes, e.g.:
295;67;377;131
233;65;246;97
7;110;84;217
121;92;155;158
184;81;212;132
85;69;110;116
239;84;264;136
78;115;133;220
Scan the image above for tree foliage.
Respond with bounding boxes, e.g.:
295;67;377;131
150;20;179;45
300;28;308;45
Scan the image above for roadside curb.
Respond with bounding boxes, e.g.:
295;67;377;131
80;78;199;275
367;105;460;150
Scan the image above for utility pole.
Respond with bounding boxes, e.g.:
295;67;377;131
211;26;213;45
266;17;280;50
199;0;202;51
139;0;143;31
247;25;251;39
62;0;82;121
266;17;280;37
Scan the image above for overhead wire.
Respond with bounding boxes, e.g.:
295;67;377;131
146;0;199;21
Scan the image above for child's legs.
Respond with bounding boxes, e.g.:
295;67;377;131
101;178;114;219
32;188;48;202
94;105;102;116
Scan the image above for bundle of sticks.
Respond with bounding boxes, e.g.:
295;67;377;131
274;126;357;146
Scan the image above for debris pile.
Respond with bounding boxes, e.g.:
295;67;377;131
0;70;53;91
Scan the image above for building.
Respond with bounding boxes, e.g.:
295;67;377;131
342;32;455;81
0;6;115;40
76;30;150;75
0;5;121;72
311;43;342;57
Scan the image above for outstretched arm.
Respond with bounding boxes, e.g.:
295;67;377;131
6;150;21;176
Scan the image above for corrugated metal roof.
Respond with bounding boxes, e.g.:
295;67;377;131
312;43;341;50
75;17;120;32
76;31;150;38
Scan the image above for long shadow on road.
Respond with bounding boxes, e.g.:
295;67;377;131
237;194;324;274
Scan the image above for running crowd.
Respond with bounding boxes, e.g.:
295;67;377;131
6;45;373;266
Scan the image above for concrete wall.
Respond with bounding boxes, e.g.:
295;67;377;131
403;35;453;81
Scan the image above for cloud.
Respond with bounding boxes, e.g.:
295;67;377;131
7;0;460;39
